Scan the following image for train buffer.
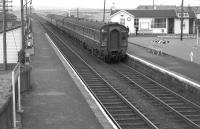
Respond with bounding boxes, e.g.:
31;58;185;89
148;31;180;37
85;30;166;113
148;39;170;55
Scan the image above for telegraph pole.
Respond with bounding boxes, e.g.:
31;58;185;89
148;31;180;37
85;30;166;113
29;1;32;32
153;0;155;9
77;7;79;19
3;0;7;70
21;0;25;51
26;0;28;34
180;0;184;40
103;0;106;22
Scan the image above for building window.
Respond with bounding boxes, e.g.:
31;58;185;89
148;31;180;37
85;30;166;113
177;13;189;18
120;18;125;25
151;18;166;28
134;18;139;27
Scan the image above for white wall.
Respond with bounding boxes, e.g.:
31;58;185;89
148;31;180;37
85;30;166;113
197;14;200;19
139;18;152;30
174;19;189;34
0;28;22;63
139;18;168;34
110;11;135;34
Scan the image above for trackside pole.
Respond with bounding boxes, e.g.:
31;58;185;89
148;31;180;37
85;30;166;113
12;71;16;128
18;65;23;112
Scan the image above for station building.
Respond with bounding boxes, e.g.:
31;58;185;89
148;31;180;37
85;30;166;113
110;9;196;35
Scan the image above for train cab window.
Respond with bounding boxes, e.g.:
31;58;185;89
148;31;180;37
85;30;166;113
102;32;107;42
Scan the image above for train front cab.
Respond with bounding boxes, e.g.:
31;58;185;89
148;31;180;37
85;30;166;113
101;24;128;62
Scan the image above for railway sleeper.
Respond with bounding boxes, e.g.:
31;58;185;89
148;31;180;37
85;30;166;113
116;118;146;124
97;95;119;99
87;83;106;86
106;106;131;110
179;111;200;115
101;99;122;103
118;122;149;128
174;107;196;112
103;101;125;105
109;110;135;114
155;94;173;97
186;114;200;118
162;99;181;103
94;90;113;94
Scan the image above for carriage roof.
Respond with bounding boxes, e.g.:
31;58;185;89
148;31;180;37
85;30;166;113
46;14;126;31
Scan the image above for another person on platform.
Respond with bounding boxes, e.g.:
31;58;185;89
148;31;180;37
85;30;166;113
127;26;129;33
135;26;138;36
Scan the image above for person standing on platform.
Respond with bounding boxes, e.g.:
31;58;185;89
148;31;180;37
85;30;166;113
190;51;194;62
135;26;138;36
127;26;129;35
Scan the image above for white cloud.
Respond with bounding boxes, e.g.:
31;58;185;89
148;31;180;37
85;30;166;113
12;0;200;9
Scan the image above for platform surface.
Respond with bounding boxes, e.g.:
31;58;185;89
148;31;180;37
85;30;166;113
21;17;104;129
128;37;200;85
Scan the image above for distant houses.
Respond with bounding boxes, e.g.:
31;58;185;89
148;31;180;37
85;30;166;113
0;13;20;31
110;5;200;35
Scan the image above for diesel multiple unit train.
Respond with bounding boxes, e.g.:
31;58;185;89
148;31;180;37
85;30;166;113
45;14;128;62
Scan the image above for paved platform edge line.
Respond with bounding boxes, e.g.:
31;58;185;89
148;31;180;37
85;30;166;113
45;33;117;129
127;53;200;89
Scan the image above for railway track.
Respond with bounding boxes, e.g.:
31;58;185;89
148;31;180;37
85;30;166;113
111;64;200;129
36;16;158;129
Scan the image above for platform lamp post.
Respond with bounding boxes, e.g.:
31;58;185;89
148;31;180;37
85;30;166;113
21;0;25;53
24;0;32;34
180;0;184;40
29;0;32;33
21;0;32;57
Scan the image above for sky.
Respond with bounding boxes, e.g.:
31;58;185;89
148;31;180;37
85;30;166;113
12;0;200;10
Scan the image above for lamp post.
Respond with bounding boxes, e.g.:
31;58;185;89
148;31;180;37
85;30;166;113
3;0;7;70
103;0;106;22
180;0;184;40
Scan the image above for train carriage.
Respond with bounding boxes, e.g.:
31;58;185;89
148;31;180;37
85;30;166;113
46;14;128;62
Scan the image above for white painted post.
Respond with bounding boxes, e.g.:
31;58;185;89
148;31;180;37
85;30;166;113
190;51;194;62
12;71;16;128
17;64;22;112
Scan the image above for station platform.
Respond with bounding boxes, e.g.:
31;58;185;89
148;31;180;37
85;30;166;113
21;17;110;129
128;38;200;86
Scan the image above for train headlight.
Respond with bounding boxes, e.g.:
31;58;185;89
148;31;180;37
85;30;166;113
102;29;107;33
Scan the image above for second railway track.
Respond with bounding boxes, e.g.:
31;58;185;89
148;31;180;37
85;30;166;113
111;63;200;129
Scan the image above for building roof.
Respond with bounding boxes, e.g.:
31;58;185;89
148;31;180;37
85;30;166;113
0;13;17;21
111;9;196;18
111;10;177;18
136;5;200;14
136;5;177;10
